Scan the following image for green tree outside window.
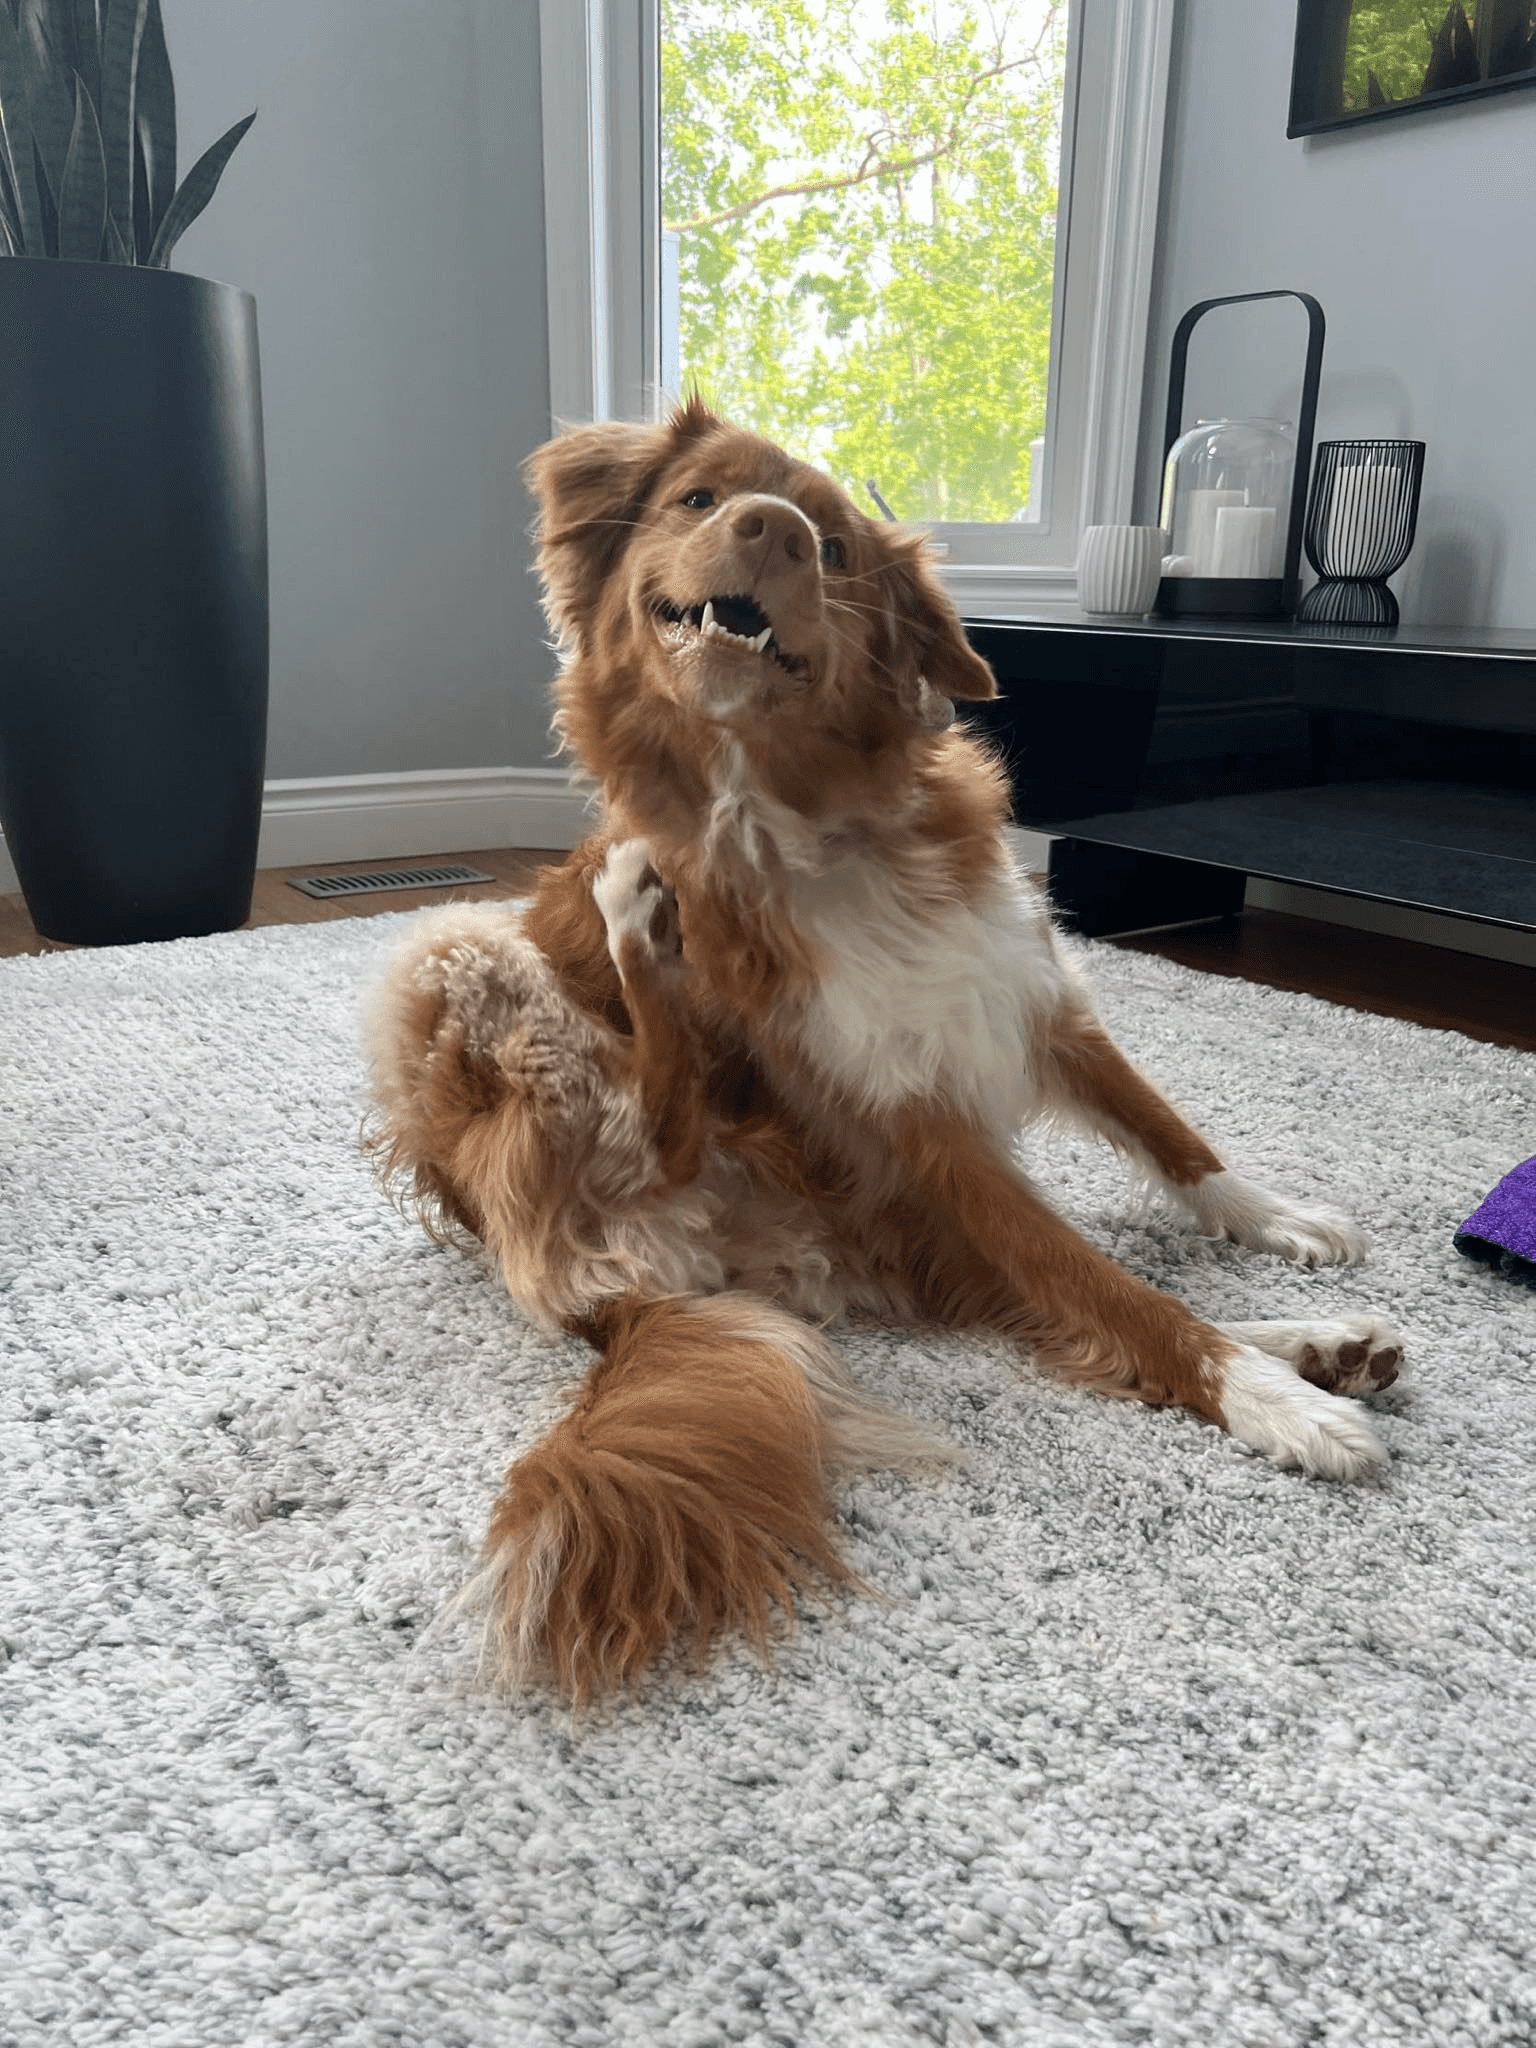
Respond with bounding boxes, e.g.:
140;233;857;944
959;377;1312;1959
661;0;1069;525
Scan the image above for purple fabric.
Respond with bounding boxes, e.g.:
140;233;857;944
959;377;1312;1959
1455;1156;1536;1277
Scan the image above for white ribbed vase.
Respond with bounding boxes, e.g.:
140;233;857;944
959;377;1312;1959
1076;524;1167;615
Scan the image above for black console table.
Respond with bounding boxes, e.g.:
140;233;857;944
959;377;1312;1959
961;613;1536;939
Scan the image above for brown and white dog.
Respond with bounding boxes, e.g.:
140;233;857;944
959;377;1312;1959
366;397;1403;1703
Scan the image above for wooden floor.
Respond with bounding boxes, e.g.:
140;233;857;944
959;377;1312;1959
2;847;1532;1053
1107;908;1535;1055
0;847;559;960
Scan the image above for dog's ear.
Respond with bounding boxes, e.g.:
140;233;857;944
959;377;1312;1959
872;540;998;726
524;399;720;644
524;420;673;643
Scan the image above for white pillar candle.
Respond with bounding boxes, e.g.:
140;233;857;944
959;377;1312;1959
1325;460;1386;575
1185;488;1246;575
1210;503;1277;579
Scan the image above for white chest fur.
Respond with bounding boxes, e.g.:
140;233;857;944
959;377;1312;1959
787;852;1073;1131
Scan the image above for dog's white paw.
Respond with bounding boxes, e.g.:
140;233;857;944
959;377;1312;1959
592;839;683;977
1186;1169;1368;1268
1216;1343;1388;1480
1220;1315;1405;1395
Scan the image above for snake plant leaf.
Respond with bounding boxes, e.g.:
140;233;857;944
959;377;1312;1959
0;125;22;247
146;106;253;268
31;133;56;249
57;69;104;258
102;200;129;261
71;0;100;116
18;0;76;211
99;0;147;253
0;0;43;253
133;0;172;253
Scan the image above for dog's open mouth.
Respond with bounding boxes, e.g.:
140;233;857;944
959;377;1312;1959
655;594;809;680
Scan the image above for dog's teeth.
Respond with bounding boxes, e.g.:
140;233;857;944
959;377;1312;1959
695;600;770;651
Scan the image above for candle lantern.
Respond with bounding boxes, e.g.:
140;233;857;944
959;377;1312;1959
1155;290;1325;620
1298;439;1425;627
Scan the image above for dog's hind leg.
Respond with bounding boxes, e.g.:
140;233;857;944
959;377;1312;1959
365;891;728;1317
1037;996;1367;1268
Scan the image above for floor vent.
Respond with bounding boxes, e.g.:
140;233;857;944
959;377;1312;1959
288;863;495;900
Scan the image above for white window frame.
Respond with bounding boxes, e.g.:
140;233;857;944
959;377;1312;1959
539;0;1173;613
539;0;660;428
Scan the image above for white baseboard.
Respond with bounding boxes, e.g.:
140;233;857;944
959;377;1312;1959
255;766;595;871
0;766;595;898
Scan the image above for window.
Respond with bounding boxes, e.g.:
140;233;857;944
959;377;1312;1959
661;1;1068;533
539;0;1173;609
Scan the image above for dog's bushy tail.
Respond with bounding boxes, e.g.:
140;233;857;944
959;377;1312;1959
455;1292;951;1704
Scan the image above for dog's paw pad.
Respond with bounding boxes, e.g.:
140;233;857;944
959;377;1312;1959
1296;1324;1403;1395
593;840;684;973
1223;1315;1405;1397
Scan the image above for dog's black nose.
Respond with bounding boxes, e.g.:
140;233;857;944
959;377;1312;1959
729;496;813;565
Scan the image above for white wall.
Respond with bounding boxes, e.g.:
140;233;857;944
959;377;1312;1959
1141;0;1536;630
162;0;556;780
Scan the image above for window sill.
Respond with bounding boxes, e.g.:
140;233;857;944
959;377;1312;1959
938;562;1080;615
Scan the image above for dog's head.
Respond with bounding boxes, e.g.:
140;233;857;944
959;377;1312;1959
525;397;996;778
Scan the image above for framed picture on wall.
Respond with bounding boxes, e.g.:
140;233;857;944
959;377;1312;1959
1289;1;1536;136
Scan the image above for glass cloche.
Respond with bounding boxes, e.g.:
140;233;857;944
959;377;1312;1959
1158;417;1296;615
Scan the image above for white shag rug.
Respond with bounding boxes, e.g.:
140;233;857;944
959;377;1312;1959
2;910;1534;2048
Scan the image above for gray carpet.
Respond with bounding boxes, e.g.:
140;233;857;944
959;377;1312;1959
2;911;1533;2047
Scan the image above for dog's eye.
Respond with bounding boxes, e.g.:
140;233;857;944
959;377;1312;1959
820;536;847;570
680;488;715;509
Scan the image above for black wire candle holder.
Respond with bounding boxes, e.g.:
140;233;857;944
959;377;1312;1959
1299;439;1425;627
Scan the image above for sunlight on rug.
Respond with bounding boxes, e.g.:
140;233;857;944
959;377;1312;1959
2;911;1533;2046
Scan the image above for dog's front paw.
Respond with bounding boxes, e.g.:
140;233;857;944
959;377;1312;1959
1216;1343;1388;1480
1186;1169;1368;1268
593;839;684;977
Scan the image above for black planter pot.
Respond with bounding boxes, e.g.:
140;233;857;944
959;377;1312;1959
0;260;268;946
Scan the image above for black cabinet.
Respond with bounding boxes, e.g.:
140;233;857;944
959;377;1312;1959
962;614;1536;939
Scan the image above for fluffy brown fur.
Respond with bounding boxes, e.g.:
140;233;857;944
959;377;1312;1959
366;397;1404;1704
